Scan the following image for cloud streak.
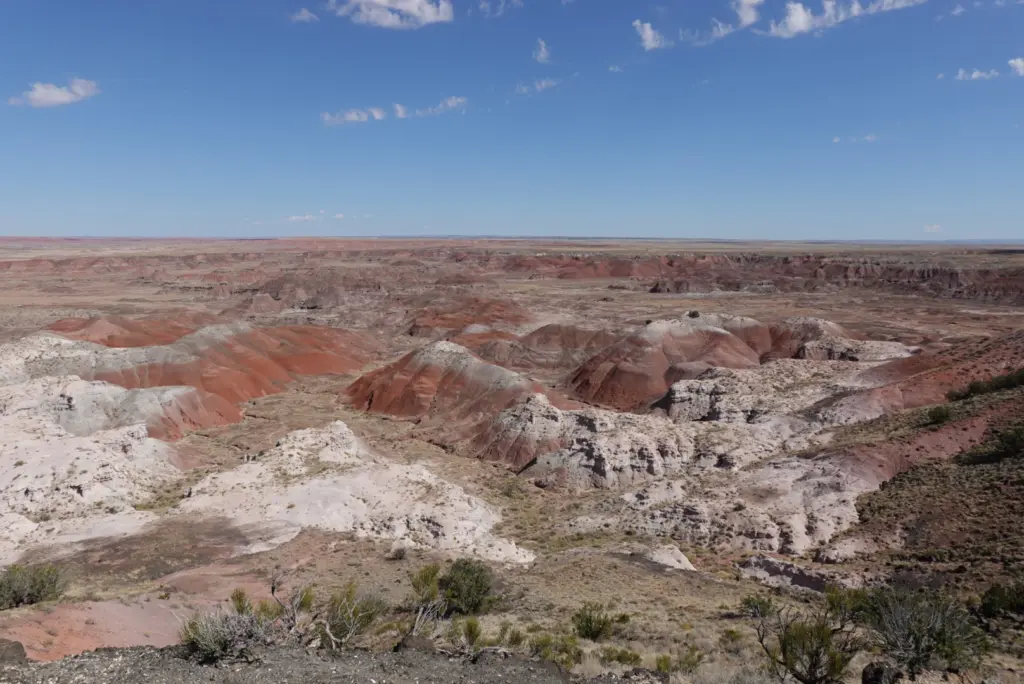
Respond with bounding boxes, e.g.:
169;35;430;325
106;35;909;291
956;68;998;80
633;19;671;50
326;0;453;29
534;38;550;63
323;96;466;126
290;8;320;22
8;78;100;108
765;0;927;38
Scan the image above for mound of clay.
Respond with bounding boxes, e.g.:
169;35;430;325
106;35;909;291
48;314;216;348
819;329;1024;424
469;323;621;371
568;316;763;411
2;323;377;437
347;342;576;452
404;297;532;339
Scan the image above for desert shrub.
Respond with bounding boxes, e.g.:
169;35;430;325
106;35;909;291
740;594;777;620
598;646;642;666
980;582;1024;618
462;616;482;647
754;603;863;684
410;564;442;603
528;633;583;668
926;405;951;425
861;588;987;678
180;611;273;663
319;582;387;649
957;425;1024;465
506;626;525;648
656;654;673;673
947;368;1024;401
571;601;614;641
689;664;775;684
676;644;707;674
720;627;746;653
0;563;66;610
230;587;253;616
439;559;493;615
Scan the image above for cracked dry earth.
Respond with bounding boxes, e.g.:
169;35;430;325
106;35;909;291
1;237;1024;679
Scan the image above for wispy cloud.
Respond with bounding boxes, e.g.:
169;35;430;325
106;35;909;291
950;3;967;13
327;0;453;29
683;0;765;45
8;78;100;108
515;79;560;95
478;0;523;17
288;214;320;222
324;96;466;125
609;65;624;73
534;38;550;63
924;224;942;233
633;19;672;50
415;95;468;116
334;213;346;220
290;8;320;22
1010;57;1024;76
833;134;878;142
937;72;945;79
956;67;998;80
765;0;927;39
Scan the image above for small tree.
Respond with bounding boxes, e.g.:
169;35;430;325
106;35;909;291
741;594;778;620
439;559;493;615
0;563;66;610
755;604;863;684
926;406;951;426
319;582;387;649
862;589;987;680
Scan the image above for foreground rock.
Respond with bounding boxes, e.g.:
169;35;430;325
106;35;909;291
0;645;579;684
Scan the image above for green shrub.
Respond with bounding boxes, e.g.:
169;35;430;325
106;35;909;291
754;604;863;684
740;594;777;620
506;627;525;648
410;564;441;603
462;616;482;647
180;610;272;663
571;601;613;641
529;633;583;668
439;559;493;615
862;588;987;678
655;654;673;674
675;644;707;674
598;646;642;666
319;582;387;648
947;368;1024;401
0;563;66;610
926;405;952;425
957;425;1024;465
980;582;1024;618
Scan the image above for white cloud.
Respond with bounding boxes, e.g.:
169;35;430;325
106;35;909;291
327;0;454;29
291;8;320;22
766;0;927;39
368;107;387;120
937;72;945;79
633;19;671;50
394;103;408;118
288;214;319;222
321;108;372;125
534;78;559;92
334;213;346;220
832;136;841;143
833;134;878;142
863;133;877;142
686;0;766;44
609;65;624;73
950;3;966;13
534;38;550;63
1009;58;1024;76
7;78;100;108
924;224;942;233
956;68;998;80
415;95;468;116
478;0;523;17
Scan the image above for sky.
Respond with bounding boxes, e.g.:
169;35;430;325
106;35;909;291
1;0;1022;240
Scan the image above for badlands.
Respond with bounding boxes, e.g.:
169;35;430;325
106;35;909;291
2;237;1024;677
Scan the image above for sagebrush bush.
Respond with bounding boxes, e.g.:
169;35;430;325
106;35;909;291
862;588;987;678
571;602;613;641
180;610;273;663
0;563;66;610
980;582;1024;618
927;405;952;425
598;646;642;666
410;564;441;603
528;633;583;669
320;583;387;648
439;559;493;615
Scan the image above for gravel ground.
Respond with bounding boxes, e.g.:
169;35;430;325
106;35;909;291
0;646;668;684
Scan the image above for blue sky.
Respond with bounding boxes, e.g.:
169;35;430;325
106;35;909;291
1;0;1022;240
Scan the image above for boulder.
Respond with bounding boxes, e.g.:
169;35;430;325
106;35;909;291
0;639;27;664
